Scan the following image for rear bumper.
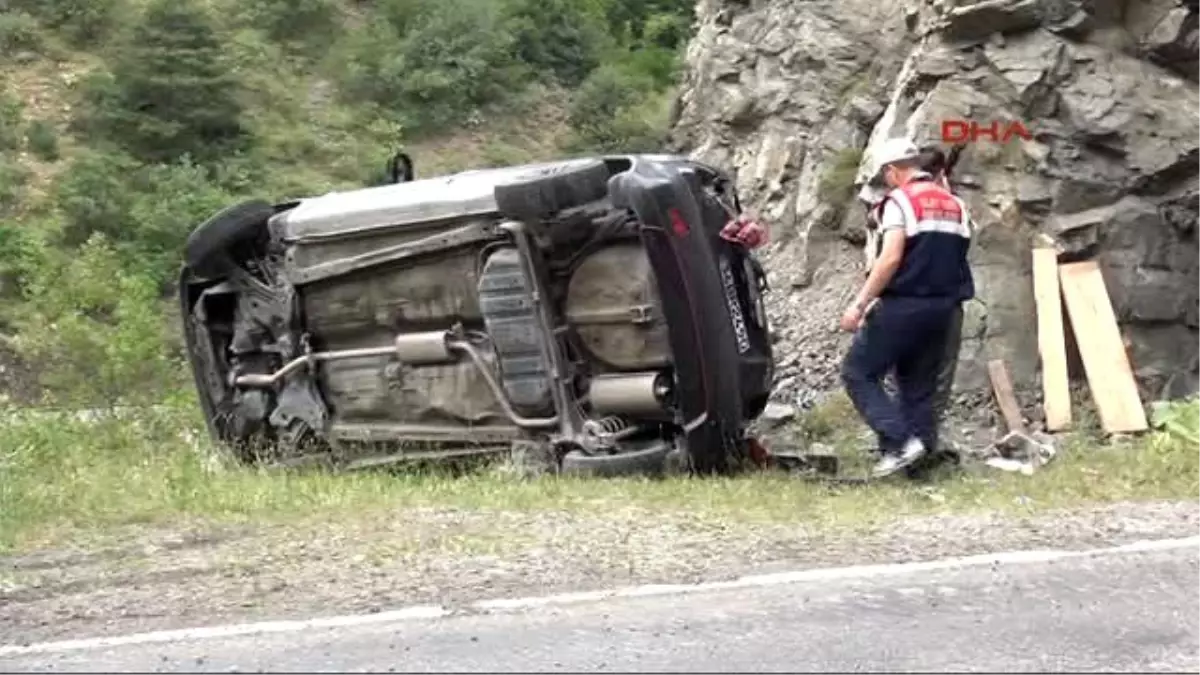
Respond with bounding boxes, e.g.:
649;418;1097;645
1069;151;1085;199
609;159;774;473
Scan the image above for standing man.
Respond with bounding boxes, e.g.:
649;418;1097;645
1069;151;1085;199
839;137;974;478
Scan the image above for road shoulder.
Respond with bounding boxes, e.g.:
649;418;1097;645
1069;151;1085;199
2;499;1196;646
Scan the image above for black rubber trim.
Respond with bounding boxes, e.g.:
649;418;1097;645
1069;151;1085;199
184;200;275;277
560;442;672;478
608;158;748;475
493;159;611;221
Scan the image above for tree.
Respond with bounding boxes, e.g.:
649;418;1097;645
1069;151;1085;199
78;0;248;165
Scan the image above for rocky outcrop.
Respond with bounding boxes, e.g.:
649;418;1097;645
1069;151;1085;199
672;0;1199;412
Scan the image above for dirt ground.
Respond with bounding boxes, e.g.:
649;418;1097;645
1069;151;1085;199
3;499;1196;646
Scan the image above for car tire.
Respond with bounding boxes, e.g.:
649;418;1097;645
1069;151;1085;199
184;200;276;277
559;439;673;478
494;159;611;221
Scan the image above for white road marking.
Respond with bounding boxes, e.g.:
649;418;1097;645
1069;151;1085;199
2;535;1197;657
0;606;450;657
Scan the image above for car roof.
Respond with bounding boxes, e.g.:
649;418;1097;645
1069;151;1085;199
274;154;726;240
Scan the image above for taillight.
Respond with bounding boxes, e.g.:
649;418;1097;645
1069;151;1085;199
668;208;690;237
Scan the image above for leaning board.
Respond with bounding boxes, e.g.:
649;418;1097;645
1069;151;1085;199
1058;261;1148;434
987;359;1026;434
1032;248;1072;430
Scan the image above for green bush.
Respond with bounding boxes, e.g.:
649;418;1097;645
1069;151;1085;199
53;149;235;286
565;62;672;152
568;64;651;132
0;11;45;57
0;90;24;152
124;160;236;284
603;0;694;48
11;234;181;407
503;0;609;87
371;0;432;36
0;219;47;303
610;44;682;89
68;68;120;136
25;120;60;161
0;156;31;216
1150;398;1200;445
54;149;140;248
640;10;691;50
6;0;124;47
335;0;525;135
237;0;342;55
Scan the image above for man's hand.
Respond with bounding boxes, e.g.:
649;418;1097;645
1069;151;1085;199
839;303;864;332
840;298;879;332
720;215;767;249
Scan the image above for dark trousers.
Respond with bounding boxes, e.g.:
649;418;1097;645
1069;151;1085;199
900;302;964;478
841;296;958;453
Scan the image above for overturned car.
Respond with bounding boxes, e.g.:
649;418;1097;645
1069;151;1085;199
179;154;775;476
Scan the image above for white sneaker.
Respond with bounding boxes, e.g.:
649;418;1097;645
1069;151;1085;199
871;437;927;478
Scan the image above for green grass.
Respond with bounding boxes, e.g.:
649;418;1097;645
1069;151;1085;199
1;397;1197;555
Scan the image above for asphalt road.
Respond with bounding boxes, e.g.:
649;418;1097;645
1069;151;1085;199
4;542;1198;673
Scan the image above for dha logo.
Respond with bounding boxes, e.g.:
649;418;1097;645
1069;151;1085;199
941;119;1032;144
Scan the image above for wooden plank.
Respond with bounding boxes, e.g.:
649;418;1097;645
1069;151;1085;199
1058;261;1149;434
1032;248;1072;431
987;359;1026;434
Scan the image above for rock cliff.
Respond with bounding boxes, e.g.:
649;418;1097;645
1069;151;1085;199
671;0;1199;415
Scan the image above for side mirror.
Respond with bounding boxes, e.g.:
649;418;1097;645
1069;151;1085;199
387;151;414;184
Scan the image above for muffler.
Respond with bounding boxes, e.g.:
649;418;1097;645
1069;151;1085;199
393;331;456;365
587;371;674;417
235;330;457;388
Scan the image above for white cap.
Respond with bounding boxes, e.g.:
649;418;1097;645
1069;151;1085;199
873;137;920;171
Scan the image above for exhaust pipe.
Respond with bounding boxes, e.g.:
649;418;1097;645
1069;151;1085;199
234;331;458;388
233;330;559;429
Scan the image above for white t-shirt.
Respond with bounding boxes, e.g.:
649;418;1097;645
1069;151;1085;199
879;199;905;231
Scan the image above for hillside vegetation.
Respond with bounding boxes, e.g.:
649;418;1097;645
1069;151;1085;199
0;0;692;406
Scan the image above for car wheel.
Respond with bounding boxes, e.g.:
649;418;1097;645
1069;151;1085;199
184;200;276;277
494;159;611;221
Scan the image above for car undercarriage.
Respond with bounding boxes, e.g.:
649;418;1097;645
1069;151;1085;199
178;154;775;476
